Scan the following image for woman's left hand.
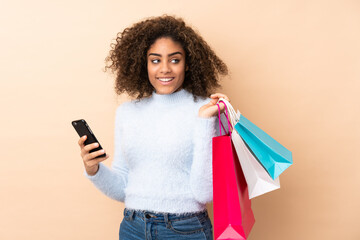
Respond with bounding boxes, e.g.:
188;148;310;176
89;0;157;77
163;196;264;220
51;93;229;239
198;93;230;118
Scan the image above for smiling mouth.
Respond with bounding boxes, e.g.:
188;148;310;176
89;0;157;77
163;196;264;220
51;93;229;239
157;77;174;82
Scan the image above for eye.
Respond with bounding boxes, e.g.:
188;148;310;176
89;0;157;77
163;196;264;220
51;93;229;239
151;59;160;64
171;59;180;63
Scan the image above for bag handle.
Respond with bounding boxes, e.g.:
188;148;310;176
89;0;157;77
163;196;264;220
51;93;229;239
218;98;241;127
217;102;232;136
217;104;227;135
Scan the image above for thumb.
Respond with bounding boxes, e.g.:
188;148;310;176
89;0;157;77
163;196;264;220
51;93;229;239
209;98;218;105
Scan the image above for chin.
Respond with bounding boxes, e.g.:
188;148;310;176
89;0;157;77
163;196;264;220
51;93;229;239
155;87;182;95
156;90;174;95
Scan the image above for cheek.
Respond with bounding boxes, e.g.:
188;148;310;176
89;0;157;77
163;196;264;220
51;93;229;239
147;65;156;77
173;62;185;73
176;65;186;76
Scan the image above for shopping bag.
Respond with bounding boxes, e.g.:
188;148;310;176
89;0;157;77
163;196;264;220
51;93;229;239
212;103;255;240
235;113;293;180
217;99;280;199
217;98;293;180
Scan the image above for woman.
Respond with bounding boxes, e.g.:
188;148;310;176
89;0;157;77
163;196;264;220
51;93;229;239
78;15;230;239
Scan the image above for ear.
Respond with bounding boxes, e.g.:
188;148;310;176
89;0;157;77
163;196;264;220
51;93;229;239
185;65;189;71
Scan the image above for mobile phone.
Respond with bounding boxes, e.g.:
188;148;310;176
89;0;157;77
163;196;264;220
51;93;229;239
71;119;106;158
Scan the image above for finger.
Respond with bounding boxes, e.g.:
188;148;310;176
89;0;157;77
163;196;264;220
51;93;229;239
219;93;229;99
218;95;230;102
212;102;226;115
218;102;226;112
86;155;109;167
81;142;99;157
83;142;100;152
210;93;227;98
209;98;218;105
210;102;225;115
78;135;87;148
84;149;105;162
202;97;218;107
84;149;106;161
211;93;230;101
210;96;220;103
209;96;225;105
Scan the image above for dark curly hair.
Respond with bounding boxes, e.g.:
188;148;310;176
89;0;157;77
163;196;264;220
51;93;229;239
105;15;228;100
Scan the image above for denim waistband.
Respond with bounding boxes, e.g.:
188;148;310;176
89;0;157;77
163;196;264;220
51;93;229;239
124;208;209;223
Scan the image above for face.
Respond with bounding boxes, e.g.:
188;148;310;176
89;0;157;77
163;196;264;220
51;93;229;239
147;37;186;95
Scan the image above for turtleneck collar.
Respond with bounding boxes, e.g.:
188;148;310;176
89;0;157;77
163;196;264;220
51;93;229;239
151;88;192;105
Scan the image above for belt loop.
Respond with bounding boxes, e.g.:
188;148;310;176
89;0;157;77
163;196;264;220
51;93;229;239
164;213;170;229
129;209;135;221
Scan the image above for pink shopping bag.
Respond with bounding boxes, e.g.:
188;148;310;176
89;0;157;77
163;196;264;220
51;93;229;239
212;104;255;239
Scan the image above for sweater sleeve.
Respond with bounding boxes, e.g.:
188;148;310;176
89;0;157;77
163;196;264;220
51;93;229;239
84;105;129;202
189;115;217;204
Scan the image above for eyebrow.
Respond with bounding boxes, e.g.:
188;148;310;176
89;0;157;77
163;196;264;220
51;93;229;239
148;51;183;57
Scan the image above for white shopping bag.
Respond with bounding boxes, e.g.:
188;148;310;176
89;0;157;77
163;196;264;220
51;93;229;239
218;98;280;199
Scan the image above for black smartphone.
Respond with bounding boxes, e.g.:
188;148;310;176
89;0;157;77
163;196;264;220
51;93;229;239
71;119;106;158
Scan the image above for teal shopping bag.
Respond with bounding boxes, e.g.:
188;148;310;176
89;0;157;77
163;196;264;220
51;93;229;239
234;115;292;180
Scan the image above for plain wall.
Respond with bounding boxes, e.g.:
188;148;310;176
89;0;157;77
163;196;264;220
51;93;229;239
0;0;359;239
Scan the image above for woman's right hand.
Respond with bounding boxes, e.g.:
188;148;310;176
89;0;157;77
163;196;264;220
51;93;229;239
78;135;110;176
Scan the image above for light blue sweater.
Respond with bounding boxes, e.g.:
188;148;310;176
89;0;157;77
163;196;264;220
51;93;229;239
85;89;221;213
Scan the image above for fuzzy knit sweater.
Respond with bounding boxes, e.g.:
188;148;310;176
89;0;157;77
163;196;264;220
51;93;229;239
85;89;223;214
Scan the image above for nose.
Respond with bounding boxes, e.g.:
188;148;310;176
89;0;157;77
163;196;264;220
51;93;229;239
160;61;171;73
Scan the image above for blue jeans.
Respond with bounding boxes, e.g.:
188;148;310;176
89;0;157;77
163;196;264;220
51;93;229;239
119;208;213;240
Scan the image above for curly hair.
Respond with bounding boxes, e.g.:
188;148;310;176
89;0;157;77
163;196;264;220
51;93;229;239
105;15;228;100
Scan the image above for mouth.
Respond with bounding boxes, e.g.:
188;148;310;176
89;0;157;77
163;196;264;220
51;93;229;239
157;77;175;82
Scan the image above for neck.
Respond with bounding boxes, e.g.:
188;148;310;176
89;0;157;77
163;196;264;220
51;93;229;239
152;88;190;105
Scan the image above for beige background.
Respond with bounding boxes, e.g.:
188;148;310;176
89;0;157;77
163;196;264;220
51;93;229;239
1;0;359;239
